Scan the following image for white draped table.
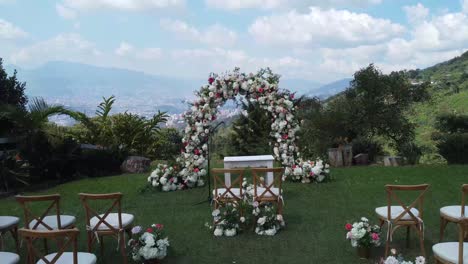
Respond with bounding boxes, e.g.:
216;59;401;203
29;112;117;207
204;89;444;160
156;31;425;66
223;155;275;186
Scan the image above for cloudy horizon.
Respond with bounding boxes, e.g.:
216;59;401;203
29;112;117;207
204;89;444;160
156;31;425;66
1;0;468;83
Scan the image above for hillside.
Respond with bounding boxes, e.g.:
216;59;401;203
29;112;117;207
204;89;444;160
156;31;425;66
408;50;468;163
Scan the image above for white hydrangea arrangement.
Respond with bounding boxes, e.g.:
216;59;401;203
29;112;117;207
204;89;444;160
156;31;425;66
253;202;285;236
128;224;170;262
148;163;205;192
381;249;425;264
345;217;381;248
287;159;331;183
208;203;243;237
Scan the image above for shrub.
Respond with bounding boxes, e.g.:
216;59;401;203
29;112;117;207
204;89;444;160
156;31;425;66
397;142;422;165
436;133;468;164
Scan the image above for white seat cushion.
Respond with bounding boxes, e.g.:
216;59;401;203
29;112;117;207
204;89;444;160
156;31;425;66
0;252;20;264
213;188;241;198
36;252;97;264
255;187;280;197
29;215;76;230
441;206;468;219
0;216;19;230
433;242;468;263
90;213;134;230
375;206;420;220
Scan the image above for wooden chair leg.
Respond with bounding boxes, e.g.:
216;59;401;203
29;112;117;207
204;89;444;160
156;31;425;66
417;224;426;257
119;232;128;264
384;223;391;258
379;219;385;228
100;236;105;258
406;226;411;248
11;226;20;254
86;231;93;252
43;238;48;254
439;217;447;242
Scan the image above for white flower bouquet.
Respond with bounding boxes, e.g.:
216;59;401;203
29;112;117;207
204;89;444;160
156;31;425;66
381;249;425;264
253;202;285;236
345;217;381;248
128;224;170;262
148;163;184;192
208;203;243;237
287;159;331;183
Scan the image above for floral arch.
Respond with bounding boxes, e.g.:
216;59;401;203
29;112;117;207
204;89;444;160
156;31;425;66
176;68;306;188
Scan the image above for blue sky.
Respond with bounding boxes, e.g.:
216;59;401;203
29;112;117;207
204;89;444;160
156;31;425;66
1;0;468;82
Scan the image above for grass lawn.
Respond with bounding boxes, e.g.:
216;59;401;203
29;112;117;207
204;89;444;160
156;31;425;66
1;165;468;263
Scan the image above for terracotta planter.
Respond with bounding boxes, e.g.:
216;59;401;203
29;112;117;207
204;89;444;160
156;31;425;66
357;247;370;259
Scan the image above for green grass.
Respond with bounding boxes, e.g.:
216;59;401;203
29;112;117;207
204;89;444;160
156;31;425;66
1;165;468;263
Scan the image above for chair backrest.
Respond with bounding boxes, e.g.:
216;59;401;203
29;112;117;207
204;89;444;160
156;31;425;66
78;193;123;233
19;228;79;264
252;167;284;199
385;184;429;223
16;194;62;230
212;169;244;200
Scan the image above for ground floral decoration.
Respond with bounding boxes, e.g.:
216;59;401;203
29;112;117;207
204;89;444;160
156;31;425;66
381;249;425;264
345;217;381;248
205;179;285;237
128;224;169;262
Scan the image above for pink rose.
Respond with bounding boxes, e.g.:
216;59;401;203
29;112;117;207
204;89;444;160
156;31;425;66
371;233;379;241
345;223;352;231
208;77;215;84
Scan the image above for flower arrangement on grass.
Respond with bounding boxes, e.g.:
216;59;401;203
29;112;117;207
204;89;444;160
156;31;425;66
381;249;425;264
148;164;183;191
208;203;244;237
345;217;381;248
128;224;170;263
288;159;331;183
253;202;285;236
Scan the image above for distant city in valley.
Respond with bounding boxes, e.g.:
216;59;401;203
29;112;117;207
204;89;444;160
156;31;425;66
6;61;351;127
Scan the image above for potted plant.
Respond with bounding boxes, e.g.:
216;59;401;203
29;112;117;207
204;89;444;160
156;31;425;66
345;217;381;259
128;224;170;263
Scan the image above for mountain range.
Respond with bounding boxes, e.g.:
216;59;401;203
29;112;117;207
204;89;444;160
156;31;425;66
5;61;350;115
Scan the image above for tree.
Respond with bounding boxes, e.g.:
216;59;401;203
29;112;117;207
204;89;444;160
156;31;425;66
228;100;272;156
0;58;28;135
344;64;429;148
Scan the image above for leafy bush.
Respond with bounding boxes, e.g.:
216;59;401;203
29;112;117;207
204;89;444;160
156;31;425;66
151;128;182;160
435;113;468;133
76;148;123;177
397;142;422;165
436;133;468;164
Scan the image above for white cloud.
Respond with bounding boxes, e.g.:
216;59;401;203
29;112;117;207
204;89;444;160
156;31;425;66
160;19;237;46
249;8;405;47
136;48;162;60
59;0;184;12
115;42;134;56
10;33;101;66
0;19;27;39
56;3;77;20
463;0;468;13
403;3;429;24
205;0;382;10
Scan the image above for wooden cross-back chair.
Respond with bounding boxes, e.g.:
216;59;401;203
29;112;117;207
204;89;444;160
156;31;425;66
212;168;244;208
79;193;134;264
0;216;20;254
19;228;96;264
375;184;430;257
252;167;284;214
440;184;468;242
16;194;76;253
433;218;468;264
